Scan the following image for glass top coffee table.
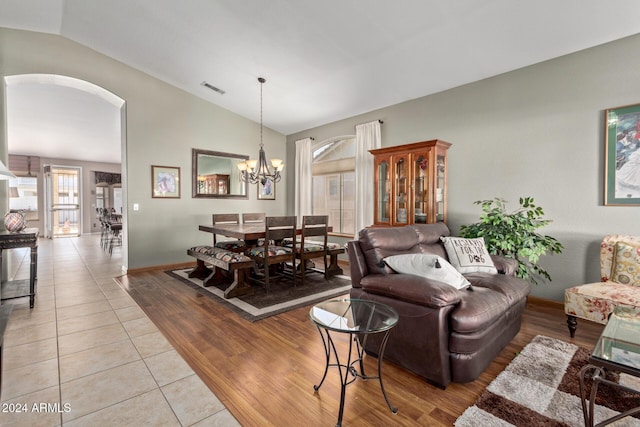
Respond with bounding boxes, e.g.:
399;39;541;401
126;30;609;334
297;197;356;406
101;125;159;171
310;298;399;427
579;304;640;426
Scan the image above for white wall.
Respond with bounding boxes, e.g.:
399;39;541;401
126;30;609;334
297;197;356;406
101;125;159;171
287;33;640;301
1;28;288;269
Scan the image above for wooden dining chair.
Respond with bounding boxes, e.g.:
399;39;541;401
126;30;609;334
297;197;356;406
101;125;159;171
212;213;245;253
247;216;297;292
287;215;329;286
243;213;272;246
242;212;265;224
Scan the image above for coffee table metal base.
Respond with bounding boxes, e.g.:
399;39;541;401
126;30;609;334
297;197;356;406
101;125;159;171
579;364;640;427
313;326;397;427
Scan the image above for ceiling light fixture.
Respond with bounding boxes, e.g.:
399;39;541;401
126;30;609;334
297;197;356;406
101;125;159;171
237;77;283;185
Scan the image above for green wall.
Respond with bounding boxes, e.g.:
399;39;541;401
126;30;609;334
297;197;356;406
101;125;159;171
287;33;640;301
1;28;288;270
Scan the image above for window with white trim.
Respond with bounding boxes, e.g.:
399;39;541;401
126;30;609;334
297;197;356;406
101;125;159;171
312;136;355;235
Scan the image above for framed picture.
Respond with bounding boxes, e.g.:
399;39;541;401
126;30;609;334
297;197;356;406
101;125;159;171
605;103;640;205
152;165;181;198
257;177;276;200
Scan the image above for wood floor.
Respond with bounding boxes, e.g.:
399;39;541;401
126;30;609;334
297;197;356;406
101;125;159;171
118;269;604;427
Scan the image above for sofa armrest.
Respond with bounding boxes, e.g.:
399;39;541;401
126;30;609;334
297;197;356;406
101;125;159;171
491;255;518;276
360;274;462;308
346;240;368;287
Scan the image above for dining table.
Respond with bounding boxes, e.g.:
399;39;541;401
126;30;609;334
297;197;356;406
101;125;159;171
197;222;343;295
199;223;277;246
199;222;335;246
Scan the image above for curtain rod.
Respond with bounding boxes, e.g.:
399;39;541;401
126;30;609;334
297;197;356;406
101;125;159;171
356;119;383;127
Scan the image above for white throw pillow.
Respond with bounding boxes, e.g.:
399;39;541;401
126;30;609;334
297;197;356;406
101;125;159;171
383;253;471;290
440;236;497;274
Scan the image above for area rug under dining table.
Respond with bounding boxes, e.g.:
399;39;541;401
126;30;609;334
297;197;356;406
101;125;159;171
166;268;352;322
455;335;640;427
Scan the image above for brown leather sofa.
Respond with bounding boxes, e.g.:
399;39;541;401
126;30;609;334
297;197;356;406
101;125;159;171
347;222;530;388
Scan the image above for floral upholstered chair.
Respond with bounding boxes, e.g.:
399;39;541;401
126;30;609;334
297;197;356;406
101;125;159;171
565;235;640;337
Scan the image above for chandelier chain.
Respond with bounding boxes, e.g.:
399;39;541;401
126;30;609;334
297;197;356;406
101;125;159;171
238;76;282;185
260;78;263;148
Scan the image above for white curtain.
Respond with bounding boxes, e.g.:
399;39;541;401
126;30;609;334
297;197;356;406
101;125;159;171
354;120;381;238
295;137;313;224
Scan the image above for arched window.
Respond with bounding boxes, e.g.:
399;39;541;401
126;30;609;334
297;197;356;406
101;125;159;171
312;136;355;235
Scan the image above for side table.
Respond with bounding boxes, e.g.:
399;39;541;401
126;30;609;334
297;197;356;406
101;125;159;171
579;304;640;426
0;228;39;308
310;298;399;427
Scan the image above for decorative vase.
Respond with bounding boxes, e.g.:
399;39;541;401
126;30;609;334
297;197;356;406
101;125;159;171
4;211;27;233
397;208;407;223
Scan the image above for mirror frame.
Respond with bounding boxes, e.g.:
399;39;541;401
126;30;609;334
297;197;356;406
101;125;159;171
192;149;249;199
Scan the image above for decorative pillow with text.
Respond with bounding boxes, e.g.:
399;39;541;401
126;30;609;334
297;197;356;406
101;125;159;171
384;253;471;290
440;236;497;274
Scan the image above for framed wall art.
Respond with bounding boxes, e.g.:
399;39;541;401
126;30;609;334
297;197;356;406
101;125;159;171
605;103;640;206
152;165;181;198
257;177;276;200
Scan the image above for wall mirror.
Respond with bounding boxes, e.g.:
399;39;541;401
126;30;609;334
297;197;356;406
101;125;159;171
9;176;39;220
192;149;249;198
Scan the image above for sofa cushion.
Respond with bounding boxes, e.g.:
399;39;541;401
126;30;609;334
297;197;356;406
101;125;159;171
463;272;531;301
565;281;640;324
441;236;497;274
449;297;527;355
611;242;640;286
384;253;470;290
449;287;511;333
449;273;530;333
600;235;640;281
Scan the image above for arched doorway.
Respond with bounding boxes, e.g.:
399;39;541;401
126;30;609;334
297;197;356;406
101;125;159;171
4;74;128;267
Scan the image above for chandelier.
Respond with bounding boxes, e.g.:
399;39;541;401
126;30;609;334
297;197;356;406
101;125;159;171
237;77;283;185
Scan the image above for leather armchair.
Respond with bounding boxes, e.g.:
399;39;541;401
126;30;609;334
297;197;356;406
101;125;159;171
347;223;530;388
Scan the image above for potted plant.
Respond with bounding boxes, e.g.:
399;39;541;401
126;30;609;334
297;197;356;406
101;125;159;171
459;197;563;285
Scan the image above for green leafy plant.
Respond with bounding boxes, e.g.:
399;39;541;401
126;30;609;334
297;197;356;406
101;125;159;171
459;197;563;285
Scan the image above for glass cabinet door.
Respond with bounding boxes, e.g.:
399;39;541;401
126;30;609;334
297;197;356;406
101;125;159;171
395;156;408;224
377;160;390;223
370;139;450;227
436;154;446;222
413;154;428;223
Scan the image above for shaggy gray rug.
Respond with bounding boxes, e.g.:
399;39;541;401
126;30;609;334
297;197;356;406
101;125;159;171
455;335;640;427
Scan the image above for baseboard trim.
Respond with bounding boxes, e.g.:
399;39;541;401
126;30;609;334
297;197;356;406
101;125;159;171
527;295;563;309
126;261;194;275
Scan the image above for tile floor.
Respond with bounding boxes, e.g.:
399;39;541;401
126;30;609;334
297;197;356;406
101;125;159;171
1;234;239;426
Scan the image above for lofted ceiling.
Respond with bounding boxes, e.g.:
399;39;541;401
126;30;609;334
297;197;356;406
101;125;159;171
3;0;640;164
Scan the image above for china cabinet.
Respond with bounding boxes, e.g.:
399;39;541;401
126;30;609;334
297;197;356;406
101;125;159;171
198;174;230;195
370;140;450;226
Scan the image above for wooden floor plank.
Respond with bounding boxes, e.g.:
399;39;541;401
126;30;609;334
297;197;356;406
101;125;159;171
118;269;603;427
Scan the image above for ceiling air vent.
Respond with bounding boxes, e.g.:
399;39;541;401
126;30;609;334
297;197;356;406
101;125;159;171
201;81;226;95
